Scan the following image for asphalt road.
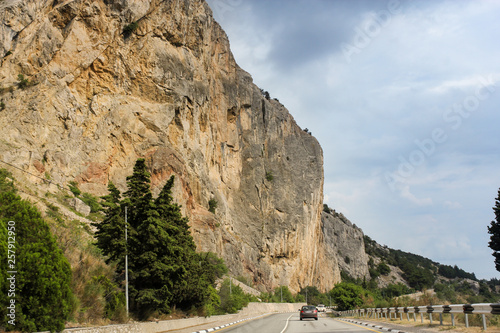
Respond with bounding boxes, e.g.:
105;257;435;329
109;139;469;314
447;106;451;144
217;312;384;333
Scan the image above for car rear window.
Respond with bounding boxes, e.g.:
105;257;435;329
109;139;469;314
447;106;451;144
303;306;316;310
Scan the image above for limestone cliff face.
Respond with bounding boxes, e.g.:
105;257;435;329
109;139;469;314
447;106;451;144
322;211;369;280
0;0;344;292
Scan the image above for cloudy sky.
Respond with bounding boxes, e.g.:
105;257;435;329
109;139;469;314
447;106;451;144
206;0;500;280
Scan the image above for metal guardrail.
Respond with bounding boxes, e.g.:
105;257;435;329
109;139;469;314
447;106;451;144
337;303;500;330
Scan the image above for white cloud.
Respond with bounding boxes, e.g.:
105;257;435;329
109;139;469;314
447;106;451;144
208;0;500;279
444;200;462;209
400;185;433;206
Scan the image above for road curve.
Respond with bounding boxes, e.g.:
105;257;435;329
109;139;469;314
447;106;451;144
215;312;385;333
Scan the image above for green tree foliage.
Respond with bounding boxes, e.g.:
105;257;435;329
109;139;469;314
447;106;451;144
0;169;15;193
93;275;126;321
0;169;74;332
377;262;391;276
329;282;366;311
93;182;125;266
298;286;328;305
94;159;227;319
488;188;500;272
81;192;102;213
273;286;295;303
217;278;257;314
381;283;413;299
438;264;476;280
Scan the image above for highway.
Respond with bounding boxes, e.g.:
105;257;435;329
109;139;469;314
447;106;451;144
217;312;384;333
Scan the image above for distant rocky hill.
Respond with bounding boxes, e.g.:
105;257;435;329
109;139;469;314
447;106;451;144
0;0;477;294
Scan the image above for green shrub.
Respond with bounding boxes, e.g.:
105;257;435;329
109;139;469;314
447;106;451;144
123;21;138;37
265;171;274;182
377;262;391;276
93;275;127;321
81;192;101;213
68;181;81;197
217;278;256;314
329;282;366;311
208;198;218;213
17;74;30;89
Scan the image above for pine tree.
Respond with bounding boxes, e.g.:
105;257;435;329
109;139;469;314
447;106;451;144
488;187;500;272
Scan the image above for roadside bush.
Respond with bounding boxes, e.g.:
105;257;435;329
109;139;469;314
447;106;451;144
217;278;257;314
0;170;75;331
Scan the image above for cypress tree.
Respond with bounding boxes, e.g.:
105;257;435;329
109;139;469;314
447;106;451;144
123;158;154;230
488;188;500;272
93;182;125;267
94;160;227;318
155;175;196;306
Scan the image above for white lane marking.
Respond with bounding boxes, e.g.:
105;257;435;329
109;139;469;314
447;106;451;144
280;314;294;333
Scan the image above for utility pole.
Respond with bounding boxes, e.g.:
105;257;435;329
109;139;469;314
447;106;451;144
125;207;129;318
281;286;283;302
229;276;232;295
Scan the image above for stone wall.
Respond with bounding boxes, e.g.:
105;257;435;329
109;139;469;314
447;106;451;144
58;303;306;333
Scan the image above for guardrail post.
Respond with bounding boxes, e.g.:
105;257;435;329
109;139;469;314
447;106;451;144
442;305;451;327
427;306;434;325
482;314;487;331
463;304;474;328
449;304;463;327
439;313;443;325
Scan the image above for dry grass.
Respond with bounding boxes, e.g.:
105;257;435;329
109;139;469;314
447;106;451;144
42;194;125;325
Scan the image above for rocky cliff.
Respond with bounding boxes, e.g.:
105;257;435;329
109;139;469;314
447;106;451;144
0;0;361;292
322;211;369;280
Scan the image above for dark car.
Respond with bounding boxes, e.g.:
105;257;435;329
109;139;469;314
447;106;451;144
299;305;318;320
